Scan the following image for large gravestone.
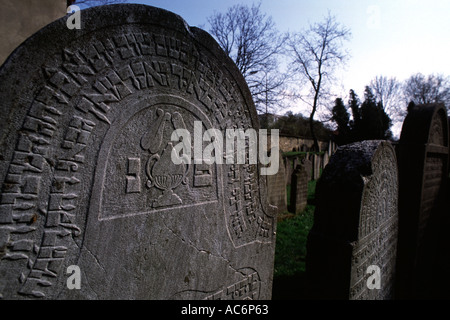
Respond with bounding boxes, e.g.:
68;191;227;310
306;141;399;299
396;103;449;299
0;4;277;299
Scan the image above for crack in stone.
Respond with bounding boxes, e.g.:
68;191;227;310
82;245;106;275
161;220;232;266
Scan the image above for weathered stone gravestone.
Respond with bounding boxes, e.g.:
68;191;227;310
267;151;287;213
309;154;321;181
288;164;308;214
284;156;294;186
396;103;449;299
323;150;329;169
0;4;277;299
306;141;399;299
302;157;312;181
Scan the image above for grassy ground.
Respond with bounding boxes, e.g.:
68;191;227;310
273;205;315;277
272;180;317;299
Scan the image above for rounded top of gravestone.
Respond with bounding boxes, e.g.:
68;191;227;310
0;4;275;300
313;140;398;241
306;140;399;299
0;3;258;128
400;103;449;146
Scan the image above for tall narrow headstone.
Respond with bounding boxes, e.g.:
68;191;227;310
285;157;294;185
289;164;308;214
323;150;330;169
0;4;277;299
302;157;312;181
311;154;321;180
396;103;449;299
267;151;287;213
306;141;399;299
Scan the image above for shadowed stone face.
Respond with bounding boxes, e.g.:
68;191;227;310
0;4;276;300
396;103;449;299
306;140;399;300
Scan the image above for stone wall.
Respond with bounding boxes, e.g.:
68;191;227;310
276;135;334;153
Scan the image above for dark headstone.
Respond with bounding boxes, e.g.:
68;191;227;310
0;4;276;299
306;141;399;299
302;158;312;181
289;164;308;214
310;154;321;180
396;103;449;299
285;157;294;185
323;150;330;169
267;151;287;213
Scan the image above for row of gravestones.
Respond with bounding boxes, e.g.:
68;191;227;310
0;4;448;300
285;152;328;182
267;151;332;215
306;103;449;299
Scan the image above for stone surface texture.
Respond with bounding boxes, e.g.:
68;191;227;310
306;140;399;300
396;103;449;298
267;151;287;213
0;4;277;299
289;164;308;214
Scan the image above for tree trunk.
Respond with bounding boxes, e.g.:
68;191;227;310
309;108;319;152
310;79;321;152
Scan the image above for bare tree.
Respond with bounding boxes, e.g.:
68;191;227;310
287;13;351;151
369;75;404;120
403;73;450;112
207;2;287;117
249;69;289;126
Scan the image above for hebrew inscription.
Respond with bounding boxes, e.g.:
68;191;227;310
0;5;276;299
349;143;398;300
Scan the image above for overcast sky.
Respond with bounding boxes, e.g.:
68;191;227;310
127;0;449;97
81;0;449;136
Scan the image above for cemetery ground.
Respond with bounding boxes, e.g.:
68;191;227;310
272;180;317;299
